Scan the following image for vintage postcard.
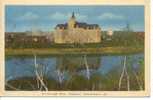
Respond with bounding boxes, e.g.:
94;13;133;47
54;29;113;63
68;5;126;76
0;0;150;96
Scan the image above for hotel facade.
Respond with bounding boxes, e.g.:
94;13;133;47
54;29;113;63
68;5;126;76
54;12;102;44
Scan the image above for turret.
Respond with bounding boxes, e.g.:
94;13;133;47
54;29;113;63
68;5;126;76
72;12;75;19
68;12;76;29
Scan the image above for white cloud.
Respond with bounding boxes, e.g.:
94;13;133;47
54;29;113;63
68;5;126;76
17;12;87;22
49;12;68;20
101;25;124;31
18;12;39;20
74;13;87;21
48;12;88;21
98;12;125;20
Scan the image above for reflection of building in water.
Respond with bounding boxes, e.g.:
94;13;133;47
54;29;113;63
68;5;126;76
54;12;101;44
56;56;101;72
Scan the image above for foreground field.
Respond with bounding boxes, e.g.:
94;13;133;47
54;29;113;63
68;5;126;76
5;46;143;56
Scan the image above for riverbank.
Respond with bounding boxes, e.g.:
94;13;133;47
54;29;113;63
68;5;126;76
5;46;144;56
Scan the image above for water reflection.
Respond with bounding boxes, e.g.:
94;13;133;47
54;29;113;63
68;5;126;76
5;53;144;91
56;55;101;80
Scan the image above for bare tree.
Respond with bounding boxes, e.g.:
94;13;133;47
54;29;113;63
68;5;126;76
118;56;130;91
34;54;48;91
84;55;90;80
56;69;64;84
133;70;143;90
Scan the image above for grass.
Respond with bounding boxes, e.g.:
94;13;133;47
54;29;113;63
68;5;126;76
5;46;144;56
5;72;143;91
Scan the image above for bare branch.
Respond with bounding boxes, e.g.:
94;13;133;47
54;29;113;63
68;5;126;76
84;55;90;80
118;56;130;91
34;54;48;91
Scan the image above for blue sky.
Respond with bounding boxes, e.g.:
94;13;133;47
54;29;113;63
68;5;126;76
5;6;144;32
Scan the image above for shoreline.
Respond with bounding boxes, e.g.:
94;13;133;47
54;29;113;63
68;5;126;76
5;47;144;56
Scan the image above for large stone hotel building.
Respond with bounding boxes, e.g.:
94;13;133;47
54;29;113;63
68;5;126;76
54;12;101;44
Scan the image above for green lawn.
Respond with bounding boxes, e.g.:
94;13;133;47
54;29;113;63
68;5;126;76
5;46;144;56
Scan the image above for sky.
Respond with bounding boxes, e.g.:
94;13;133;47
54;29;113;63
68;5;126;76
5;6;144;32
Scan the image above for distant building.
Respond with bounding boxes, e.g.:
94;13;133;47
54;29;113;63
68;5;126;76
54;12;101;44
106;29;113;41
107;29;113;36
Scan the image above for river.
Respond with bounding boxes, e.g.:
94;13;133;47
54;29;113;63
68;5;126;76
5;53;144;91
